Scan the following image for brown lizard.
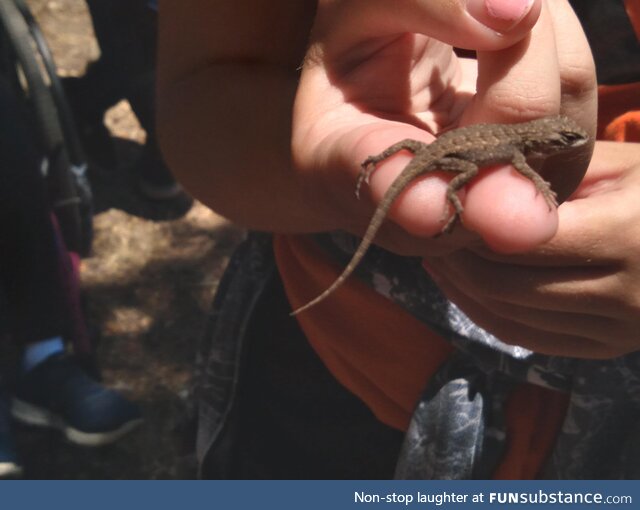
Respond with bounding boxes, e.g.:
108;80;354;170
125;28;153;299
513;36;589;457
291;115;589;316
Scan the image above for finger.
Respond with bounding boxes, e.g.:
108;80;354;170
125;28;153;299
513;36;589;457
427;266;621;358
426;252;626;319
465;0;561;124
373;220;481;256
453;2;563;251
337;123;486;253
461;165;559;253
467;0;595;199
466;1;595;128
460;295;634;349
469;143;640;266
312;0;542;58
466;193;620;266
454;1;594;251
543;0;597;199
548;0;597;131
469;197;627;266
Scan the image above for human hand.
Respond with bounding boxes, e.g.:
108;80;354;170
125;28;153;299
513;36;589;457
292;0;596;255
423;142;640;359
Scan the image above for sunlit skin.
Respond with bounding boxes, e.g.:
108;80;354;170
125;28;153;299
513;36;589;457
156;0;640;360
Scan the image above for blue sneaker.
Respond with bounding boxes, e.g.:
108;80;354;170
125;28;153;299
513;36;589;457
11;354;142;446
0;391;22;478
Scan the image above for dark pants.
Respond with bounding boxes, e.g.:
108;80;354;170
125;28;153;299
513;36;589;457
202;268;405;479
76;0;173;186
0;79;66;346
83;0;156;131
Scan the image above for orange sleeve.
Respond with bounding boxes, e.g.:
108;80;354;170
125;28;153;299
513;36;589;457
598;2;640;141
598;83;640;142
493;385;569;479
624;0;640;39
274;233;453;431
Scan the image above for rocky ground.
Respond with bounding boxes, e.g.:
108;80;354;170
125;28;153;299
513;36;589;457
12;0;243;479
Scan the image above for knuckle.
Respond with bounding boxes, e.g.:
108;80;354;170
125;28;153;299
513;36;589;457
560;62;597;101
482;85;560;122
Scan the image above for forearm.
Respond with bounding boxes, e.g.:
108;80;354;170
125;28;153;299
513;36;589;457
156;0;329;232
158;64;329;232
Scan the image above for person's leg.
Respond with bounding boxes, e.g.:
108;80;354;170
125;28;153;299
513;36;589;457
73;0;180;198
124;4;182;199
0;78;142;446
0;77;59;476
0;79;66;349
78;0;146;113
0;389;22;478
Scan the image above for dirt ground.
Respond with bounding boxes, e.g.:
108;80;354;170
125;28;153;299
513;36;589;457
13;0;243;478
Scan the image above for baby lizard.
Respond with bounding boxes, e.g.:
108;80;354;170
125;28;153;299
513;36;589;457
291;115;588;316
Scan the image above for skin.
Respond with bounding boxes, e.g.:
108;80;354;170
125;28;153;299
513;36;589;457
292;0;595;254
158;0;640;359
426;142;640;359
157;0;318;231
157;0;595;244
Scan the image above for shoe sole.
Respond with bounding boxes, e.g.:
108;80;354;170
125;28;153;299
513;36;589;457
11;398;143;447
0;461;23;479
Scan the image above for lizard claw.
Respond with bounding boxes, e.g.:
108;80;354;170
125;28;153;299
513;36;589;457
437;210;461;236
356;161;375;199
545;187;558;210
535;179;558;210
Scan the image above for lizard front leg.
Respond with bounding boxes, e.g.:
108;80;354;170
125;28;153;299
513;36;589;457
357;139;429;198
511;150;558;209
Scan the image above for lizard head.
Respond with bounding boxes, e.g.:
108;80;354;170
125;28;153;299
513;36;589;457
520;116;589;156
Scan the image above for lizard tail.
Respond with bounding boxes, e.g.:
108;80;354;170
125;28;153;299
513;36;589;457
288;245;369;317
290;194;397;317
290;159;421;316
289;275;352;317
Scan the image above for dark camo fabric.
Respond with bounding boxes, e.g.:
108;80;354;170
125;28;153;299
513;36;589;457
196;1;640;479
195;232;640;479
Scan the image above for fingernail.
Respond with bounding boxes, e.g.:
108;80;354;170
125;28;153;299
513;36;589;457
466;0;535;32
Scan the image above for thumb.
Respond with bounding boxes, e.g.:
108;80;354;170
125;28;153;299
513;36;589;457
313;0;541;53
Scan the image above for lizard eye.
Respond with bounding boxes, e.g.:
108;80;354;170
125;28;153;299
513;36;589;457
560;131;587;146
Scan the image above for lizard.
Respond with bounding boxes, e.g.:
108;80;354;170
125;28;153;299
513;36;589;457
290;115;589;316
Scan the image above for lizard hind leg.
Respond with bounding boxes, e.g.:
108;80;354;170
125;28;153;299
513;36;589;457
433;157;479;235
357;139;427;198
